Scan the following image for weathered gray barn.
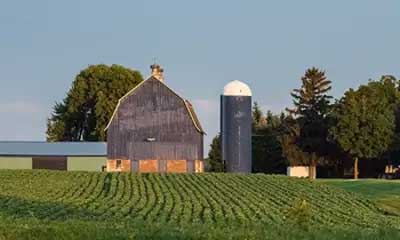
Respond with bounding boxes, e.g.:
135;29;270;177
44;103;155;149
105;64;205;173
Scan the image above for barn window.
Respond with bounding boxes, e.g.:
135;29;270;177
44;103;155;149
146;137;156;142
116;160;122;169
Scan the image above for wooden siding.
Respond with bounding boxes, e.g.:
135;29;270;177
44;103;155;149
32;157;67;171
107;77;203;172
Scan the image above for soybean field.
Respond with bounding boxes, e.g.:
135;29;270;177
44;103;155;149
0;170;399;239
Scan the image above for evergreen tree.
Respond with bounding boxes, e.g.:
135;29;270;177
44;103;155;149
207;134;223;172
287;67;332;116
252;102;266;133
47;64;143;141
253;111;287;174
266;110;281;128
280;115;310;167
286;67;333;179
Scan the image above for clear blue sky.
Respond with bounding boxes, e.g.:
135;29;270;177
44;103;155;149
1;0;400;153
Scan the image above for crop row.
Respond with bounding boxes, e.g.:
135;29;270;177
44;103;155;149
0;170;398;229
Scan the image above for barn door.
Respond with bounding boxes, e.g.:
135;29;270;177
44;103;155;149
32;157;67;170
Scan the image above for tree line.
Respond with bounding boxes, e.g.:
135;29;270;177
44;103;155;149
207;68;400;179
47;64;400;178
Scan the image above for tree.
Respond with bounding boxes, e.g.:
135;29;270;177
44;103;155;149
251;102;287;174
286;67;333;179
280;116;310;167
47;64;143;141
252;102;266;132
207;134;224;172
329;83;396;179
371;76;400;168
253;111;287;174
46;100;69;142
287;67;332;116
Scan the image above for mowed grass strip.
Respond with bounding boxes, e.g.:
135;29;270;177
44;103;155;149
320;179;400;216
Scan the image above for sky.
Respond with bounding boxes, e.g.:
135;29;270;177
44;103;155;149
1;0;400;154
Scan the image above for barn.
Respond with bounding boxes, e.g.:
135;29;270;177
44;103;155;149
0;141;106;171
105;64;205;173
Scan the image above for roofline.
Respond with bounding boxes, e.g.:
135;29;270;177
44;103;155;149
0;154;106;157
0;142;106;157
159;81;205;134
0;141;106;144
184;100;206;135
104;75;150;130
104;76;205;134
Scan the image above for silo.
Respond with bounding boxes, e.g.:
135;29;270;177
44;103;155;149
221;80;252;173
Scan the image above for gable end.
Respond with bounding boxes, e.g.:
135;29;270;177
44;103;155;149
105;76;205;134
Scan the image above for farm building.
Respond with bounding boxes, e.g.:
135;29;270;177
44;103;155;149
221;80;252;173
105;64;205;173
287;166;316;178
0;141;106;171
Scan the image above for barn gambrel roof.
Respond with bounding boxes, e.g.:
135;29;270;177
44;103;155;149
105;76;205;134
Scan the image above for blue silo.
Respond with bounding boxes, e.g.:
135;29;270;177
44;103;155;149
221;80;252;173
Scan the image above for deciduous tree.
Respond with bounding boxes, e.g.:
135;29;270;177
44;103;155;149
329;83;395;179
47;64;143;141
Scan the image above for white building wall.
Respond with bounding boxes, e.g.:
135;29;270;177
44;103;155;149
287;166;316;178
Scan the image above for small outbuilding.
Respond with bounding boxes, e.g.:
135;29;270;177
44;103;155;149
0;141;106;171
287;166;316;178
105;64;205;173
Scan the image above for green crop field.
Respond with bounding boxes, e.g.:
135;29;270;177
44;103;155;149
0;170;399;239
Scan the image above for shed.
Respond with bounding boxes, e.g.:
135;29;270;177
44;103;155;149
287;166;316;178
0;141;106;171
105;64;205;173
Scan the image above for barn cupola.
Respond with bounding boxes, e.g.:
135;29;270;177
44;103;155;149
150;64;164;82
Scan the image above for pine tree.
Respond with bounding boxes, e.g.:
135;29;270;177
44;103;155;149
253;111;287;174
286;67;332;179
288;67;332;117
207;134;224;172
252;102;266;133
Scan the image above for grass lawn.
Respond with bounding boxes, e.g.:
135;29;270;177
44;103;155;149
320;179;400;216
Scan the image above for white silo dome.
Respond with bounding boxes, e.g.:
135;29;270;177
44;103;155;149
223;80;252;96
